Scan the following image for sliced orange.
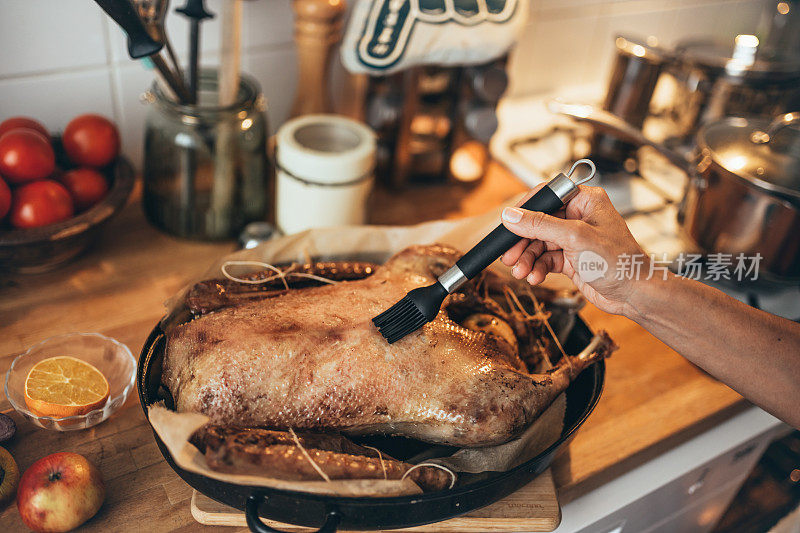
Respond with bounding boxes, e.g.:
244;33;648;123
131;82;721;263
24;356;110;418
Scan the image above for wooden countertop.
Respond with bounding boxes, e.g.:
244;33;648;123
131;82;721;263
0;163;747;531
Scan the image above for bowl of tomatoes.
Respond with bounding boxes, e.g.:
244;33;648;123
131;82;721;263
0;114;135;273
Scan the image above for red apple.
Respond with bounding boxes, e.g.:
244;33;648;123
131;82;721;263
17;452;104;532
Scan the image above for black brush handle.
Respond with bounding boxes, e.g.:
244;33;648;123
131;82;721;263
456;185;563;280
94;0;164;59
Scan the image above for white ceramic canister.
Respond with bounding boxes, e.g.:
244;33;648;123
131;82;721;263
275;114;377;234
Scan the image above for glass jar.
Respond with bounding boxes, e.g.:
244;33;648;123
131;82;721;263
142;70;271;240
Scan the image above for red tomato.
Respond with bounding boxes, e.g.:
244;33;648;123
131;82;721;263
0;117;49;139
0;177;10;220
62;114;120;168
59;168;109;211
0;129;56;184
9;180;74;229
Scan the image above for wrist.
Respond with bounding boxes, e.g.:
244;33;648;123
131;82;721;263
622;272;676;324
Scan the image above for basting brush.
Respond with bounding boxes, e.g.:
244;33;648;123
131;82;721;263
373;159;598;344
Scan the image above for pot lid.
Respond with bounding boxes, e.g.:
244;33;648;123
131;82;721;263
678;35;800;81
699;114;800;199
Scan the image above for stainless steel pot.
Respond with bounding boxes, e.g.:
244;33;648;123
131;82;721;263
550;101;800;280
669;36;800;138
593;35;670;166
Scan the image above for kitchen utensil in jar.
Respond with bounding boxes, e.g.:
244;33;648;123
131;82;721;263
176;0;214;103
94;0;191;102
552;102;800;280
142;70;270;240
210;0;243;236
133;0;185;87
275;115;376;234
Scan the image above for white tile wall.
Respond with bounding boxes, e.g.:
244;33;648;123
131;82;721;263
508;0;771;96
0;0;770;170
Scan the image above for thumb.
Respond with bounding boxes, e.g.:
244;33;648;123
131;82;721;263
500;207;587;251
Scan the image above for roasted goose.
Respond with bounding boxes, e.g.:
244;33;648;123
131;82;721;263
164;244;614;450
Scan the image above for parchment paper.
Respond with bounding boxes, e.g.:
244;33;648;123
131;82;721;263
155;208;580;496
148;404;423;497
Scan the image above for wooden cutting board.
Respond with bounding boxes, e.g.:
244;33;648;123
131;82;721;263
191;469;560;532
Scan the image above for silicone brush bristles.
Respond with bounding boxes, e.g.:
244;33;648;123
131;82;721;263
372;282;449;343
372;297;427;343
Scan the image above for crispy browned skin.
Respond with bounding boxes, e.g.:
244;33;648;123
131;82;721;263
195;426;450;491
163;245;614;447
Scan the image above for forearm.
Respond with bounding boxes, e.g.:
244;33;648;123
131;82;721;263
625;273;800;429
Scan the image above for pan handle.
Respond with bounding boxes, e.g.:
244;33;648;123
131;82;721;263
245;493;341;533
547;100;691;172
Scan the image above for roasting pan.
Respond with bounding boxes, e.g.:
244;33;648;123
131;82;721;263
138;283;605;533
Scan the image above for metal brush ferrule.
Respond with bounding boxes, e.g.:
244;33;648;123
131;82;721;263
438;265;467;293
547;173;579;203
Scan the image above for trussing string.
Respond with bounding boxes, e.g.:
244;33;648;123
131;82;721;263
362;445;388;480
501;285;548;321
525;286;572;370
401;463;456;489
220;260;341;288
501;284;571;370
288;428;331;482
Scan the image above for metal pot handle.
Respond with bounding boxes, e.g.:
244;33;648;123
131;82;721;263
245;493;341;533
547;100;690;172
750;112;800;144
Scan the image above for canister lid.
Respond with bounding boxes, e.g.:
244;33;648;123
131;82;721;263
276;115;376;185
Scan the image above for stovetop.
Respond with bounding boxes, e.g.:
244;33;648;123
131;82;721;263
492;94;800;320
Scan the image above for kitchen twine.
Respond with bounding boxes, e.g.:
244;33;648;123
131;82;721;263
288;428;455;487
401;463;457;490
362;445;388;480
288;428;331;482
502;285;571;369
221;260;342;289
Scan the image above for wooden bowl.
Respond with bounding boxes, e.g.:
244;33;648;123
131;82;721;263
0;157;135;273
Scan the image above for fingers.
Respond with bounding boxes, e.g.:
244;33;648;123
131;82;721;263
511;240;545;279
501;238;530;266
526;251;565;286
501;206;588;252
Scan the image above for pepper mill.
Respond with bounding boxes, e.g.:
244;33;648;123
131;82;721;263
290;0;346;117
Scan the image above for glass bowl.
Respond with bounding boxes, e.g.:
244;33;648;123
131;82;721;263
5;333;136;431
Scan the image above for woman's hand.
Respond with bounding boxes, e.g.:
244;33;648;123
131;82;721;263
500;184;649;316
